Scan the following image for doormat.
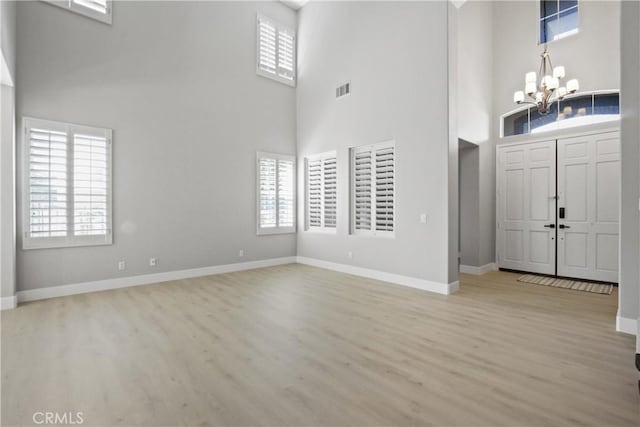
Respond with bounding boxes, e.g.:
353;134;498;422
517;274;613;295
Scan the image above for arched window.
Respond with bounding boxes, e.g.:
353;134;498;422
501;91;620;137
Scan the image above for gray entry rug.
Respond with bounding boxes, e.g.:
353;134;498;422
517;274;613;295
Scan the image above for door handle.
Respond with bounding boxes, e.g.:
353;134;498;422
544;224;555;228
558;224;570;229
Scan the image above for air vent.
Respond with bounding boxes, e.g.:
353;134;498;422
336;82;351;98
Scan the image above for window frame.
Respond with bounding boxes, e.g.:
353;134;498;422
539;0;579;45
256;14;296;87
256;151;296;236
42;0;112;25
305;151;338;234
350;140;396;238
21;117;113;250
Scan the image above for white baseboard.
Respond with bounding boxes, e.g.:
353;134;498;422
16;257;297;304
616;313;638;336
1;295;17;310
459;263;497;275
296;256;458;295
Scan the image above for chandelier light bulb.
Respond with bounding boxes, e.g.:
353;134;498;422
567;79;579;93
535;92;543;103
525;72;537;83
514;91;525;103
557;87;568;98
525;82;536;95
553;66;565;79
549;77;560;90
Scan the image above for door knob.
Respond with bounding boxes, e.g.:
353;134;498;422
544;224;555;228
558;224;571;229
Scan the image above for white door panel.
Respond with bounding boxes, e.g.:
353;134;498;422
498;140;556;275
557;132;620;282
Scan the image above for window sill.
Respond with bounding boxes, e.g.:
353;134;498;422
256;226;296;236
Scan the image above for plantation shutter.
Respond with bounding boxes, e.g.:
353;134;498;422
258;157;277;228
257;15;296;86
258;17;277;75
277;28;295;82
307;159;322;228
73;134;109;236
375;146;394;232
23;118;113;250
277;159;295;227
306;153;337;231
351;142;395;235
73;0;108;14
323;156;337;228
28;127;69;238
353;148;372;231
257;152;296;234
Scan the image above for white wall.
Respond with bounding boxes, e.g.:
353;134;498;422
0;0;16;305
15;1;297;291
1;0;16;79
620;0;640;342
456;0;494;267
296;1;454;286
459;141;480;266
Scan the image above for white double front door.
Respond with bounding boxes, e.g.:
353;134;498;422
497;131;620;282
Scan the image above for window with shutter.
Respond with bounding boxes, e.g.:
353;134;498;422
350;141;395;236
256;14;296;86
23;118;113;250
256;152;296;235
305;152;337;232
43;0;112;24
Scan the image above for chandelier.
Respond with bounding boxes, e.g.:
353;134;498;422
513;47;579;115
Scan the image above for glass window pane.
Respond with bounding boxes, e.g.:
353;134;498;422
557;8;578;39
530;102;559;133
593;93;620;116
541;0;558;18
559;0;577;13
503;109;530;137
541;16;559;43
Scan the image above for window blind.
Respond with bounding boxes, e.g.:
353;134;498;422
28;127;69;238
257;14;296;86
257;152;296;234
351;142;395;236
23;118;113;250
306;152;337;231
73;134;109;236
73;0;108;14
278;159;295;227
43;0;112;24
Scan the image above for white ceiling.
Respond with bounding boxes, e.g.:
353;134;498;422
280;0;310;11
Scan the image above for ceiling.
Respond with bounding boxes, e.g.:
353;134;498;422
280;0;310;11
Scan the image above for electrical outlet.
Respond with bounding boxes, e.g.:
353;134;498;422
239;249;244;257
118;261;126;271
348;251;353;259
149;257;157;267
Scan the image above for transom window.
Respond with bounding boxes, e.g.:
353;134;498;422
502;91;620;137
256;14;296;86
256;152;296;235
540;0;578;44
23;118;113;250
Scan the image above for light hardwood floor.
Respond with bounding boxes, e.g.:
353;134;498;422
2;265;638;426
